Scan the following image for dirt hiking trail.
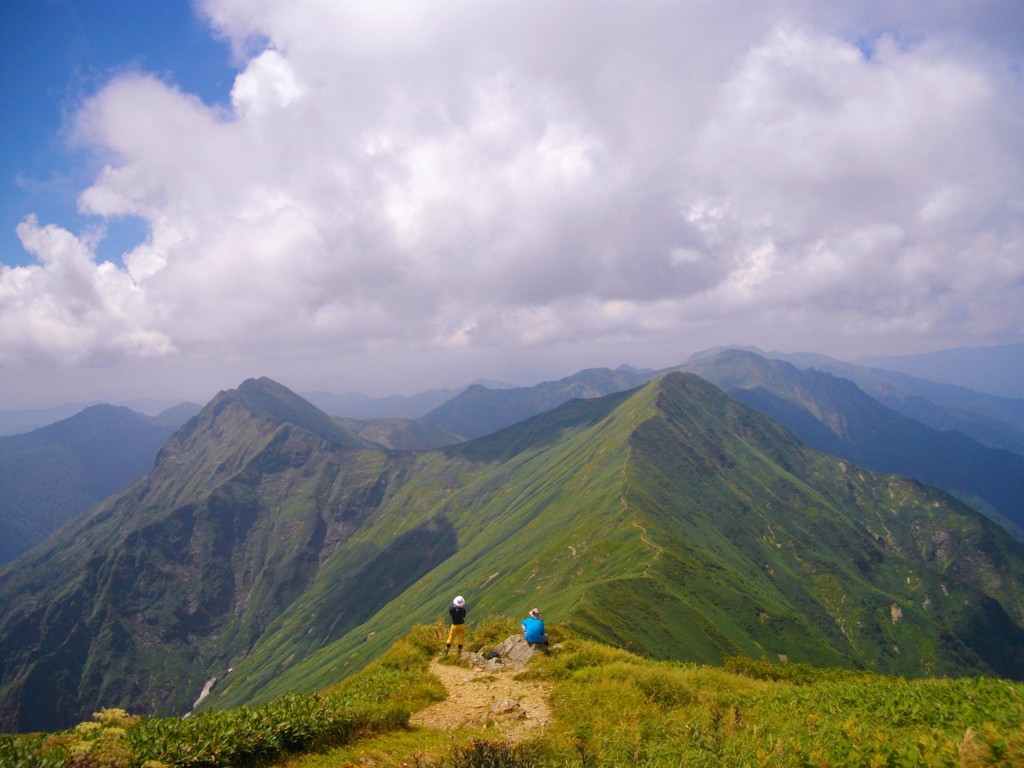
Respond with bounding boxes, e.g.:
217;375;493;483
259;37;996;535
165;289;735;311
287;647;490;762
410;657;553;742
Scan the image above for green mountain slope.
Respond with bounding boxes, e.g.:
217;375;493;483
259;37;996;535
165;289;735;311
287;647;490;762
0;403;198;565
3;374;1023;735
209;374;1024;711
0;379;390;732
683;349;1024;539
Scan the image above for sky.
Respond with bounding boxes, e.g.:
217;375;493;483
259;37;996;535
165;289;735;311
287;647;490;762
1;1;1023;408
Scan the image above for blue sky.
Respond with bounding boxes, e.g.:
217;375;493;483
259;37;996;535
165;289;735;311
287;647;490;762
1;0;236;267
1;1;1023;408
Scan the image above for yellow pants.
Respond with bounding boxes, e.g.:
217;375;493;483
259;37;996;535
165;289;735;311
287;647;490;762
446;623;466;646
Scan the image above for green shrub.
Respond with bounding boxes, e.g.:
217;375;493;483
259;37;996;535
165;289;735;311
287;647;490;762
723;654;867;685
445;739;540;768
0;634;423;768
0;734;68;768
535;637;634;679
630;667;699;708
467;616;522;650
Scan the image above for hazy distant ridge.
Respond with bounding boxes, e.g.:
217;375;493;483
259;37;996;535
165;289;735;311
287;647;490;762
0;403;199;565
858;343;1024;399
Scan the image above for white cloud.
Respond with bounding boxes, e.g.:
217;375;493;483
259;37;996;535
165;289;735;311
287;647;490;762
231;49;305;116
0;217;174;364
681;23;1024;336
2;0;1023;401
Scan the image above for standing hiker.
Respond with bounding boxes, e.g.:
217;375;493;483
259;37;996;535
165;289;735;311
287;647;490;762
445;595;467;656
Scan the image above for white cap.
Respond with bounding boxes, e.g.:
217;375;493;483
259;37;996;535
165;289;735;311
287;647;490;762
454;595;465;606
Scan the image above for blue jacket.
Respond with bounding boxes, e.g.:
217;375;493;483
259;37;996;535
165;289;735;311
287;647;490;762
521;616;546;643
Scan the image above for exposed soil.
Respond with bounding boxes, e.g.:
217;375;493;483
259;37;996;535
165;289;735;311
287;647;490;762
409;658;553;742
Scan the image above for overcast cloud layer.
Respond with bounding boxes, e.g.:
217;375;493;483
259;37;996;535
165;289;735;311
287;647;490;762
3;0;1023;404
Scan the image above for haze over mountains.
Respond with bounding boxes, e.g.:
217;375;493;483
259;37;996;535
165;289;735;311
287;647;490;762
858;343;1024;399
0;399;197;437
2;352;1024;733
0;403;200;565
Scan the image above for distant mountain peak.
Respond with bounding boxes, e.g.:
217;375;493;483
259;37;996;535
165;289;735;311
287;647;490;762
685;344;766;363
153;377;374;483
215;377;369;448
422;366;656;439
616;363;655;374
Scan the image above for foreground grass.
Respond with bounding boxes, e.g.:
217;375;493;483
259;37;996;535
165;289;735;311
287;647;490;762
0;623;447;768
290;628;1024;767
535;647;1024;767
4;619;1022;767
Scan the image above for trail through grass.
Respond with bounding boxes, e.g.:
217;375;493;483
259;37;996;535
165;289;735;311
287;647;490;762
4;622;1022;767
409;658;552;739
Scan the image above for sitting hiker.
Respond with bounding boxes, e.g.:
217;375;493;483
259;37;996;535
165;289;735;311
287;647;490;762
521;607;549;651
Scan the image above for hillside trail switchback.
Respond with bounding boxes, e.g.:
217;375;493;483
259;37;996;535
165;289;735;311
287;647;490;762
409;657;553;742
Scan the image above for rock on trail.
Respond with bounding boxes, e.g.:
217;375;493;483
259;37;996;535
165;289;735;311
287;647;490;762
410;636;553;741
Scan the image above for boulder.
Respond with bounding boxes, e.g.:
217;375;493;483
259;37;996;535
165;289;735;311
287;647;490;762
491;635;538;669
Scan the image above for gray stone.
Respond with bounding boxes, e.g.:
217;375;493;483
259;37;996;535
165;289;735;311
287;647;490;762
492;635;537;669
490;698;526;719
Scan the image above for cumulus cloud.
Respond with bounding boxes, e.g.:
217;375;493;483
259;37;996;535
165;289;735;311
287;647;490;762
3;0;1023;398
1;216;174;364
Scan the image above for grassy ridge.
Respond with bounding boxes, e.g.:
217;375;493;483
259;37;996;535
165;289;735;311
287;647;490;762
207;390;648;709
313;627;1024;768
213;374;1024;711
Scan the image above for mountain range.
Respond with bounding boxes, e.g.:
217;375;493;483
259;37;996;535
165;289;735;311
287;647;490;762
682;350;1024;541
317;348;1024;540
858;342;1024;398
304;349;1024;465
767;350;1024;457
2;371;1023;733
0;402;200;565
419;366;655;439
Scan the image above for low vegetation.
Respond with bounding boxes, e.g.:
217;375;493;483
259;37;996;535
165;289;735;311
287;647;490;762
538;645;1023;767
4;620;1022;767
0;625;441;768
